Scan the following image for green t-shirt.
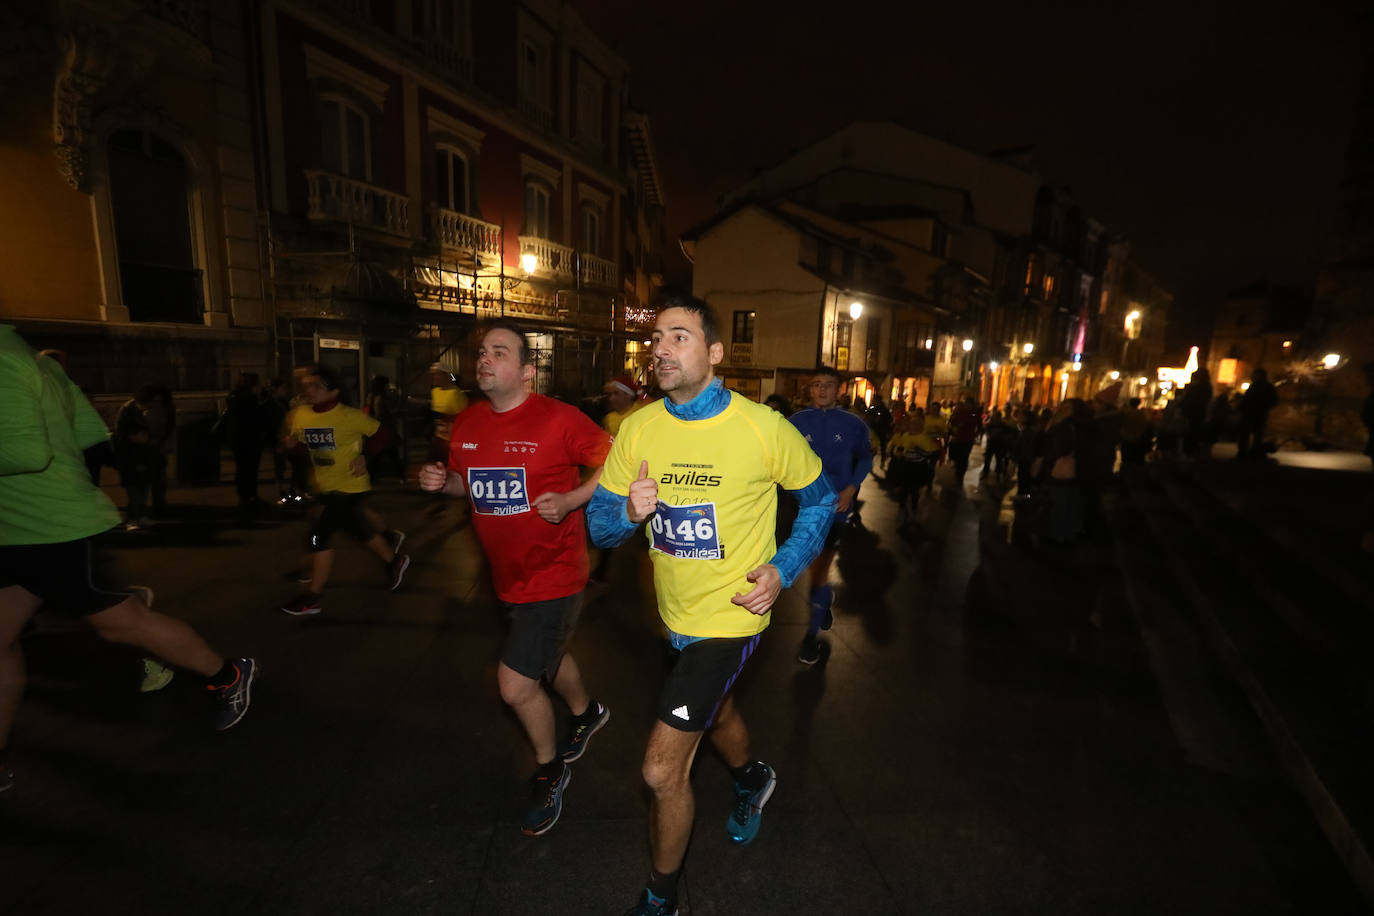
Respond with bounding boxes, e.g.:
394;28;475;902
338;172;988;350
0;325;122;545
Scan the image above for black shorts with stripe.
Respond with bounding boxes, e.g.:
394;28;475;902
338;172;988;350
0;533;136;616
658;633;761;732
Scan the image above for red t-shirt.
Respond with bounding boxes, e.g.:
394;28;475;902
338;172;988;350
447;394;611;604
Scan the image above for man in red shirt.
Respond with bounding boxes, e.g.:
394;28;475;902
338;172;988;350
419;320;611;837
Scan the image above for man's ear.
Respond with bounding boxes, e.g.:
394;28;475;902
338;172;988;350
521;362;536;385
708;340;724;367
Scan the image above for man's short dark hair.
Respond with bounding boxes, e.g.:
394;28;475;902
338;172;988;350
812;365;841;382
479;319;533;365
654;292;721;346
310;365;342;393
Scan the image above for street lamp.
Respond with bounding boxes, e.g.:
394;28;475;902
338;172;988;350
1109;370;1120;380
1137;376;1149;386
849;301;864;320
1323;352;1341;370
520;253;539;275
962;338;973;352
924;338;934;349
1022;342;1034;356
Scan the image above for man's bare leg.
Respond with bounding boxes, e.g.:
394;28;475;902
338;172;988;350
498;661;557;763
0;586;42;751
85;596;222;677
642;722;705;874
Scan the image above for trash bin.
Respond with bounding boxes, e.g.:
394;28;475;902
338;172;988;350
176;415;222;486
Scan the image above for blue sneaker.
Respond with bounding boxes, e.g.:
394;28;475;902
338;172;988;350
521;763;571;836
726;762;777;844
559;702;610;763
623;889;678;916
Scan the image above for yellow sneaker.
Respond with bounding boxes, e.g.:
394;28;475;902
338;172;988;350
140;659;174;693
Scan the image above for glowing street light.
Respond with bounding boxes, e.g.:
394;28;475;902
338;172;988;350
924;338;934;349
1322;352;1341;370
989;360;999;371
849;301;864;320
1109;370;1120;380
1137;376;1149;386
1022;342;1034;356
961;338;973;352
1071;362;1082;372
520;252;539;274
1127;309;1141;322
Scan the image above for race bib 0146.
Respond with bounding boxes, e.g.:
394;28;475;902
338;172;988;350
467;467;530;516
649;501;722;559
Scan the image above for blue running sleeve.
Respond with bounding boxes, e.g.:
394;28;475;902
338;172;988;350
769;473;837;587
587;484;641;548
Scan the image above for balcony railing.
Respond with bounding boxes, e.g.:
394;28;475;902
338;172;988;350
423;34;473;83
518;94;554;132
579;252;616;288
433;208;500;258
519;235;573;277
305;170;409;237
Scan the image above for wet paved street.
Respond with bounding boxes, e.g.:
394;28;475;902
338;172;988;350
1;457;1365;914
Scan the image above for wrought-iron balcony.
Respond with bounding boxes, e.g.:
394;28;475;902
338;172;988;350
518;95;554;133
578;252;616;288
518;236;574;278
432;208;500;258
305;170;409;237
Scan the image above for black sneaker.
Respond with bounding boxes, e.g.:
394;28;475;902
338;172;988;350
623;889;679;916
559;703;610;763
387;553;411;591
386;529;406;554
799;636;820;666
208;658;257;731
520;763;571;836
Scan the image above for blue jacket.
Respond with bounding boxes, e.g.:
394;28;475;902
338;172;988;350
789;406;873;516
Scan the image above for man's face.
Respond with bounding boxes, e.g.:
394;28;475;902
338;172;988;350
652;307;721;401
476;328;532;397
301;374;334;406
809;374;840;408
604;383;633;412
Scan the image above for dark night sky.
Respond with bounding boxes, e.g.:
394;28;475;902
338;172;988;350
576;0;1365;354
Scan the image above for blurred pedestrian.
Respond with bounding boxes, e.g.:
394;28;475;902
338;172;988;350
113;384;168;528
764;392;791;417
1;327;257;793
263;377;302;504
601;375;643;437
1118;397;1153;467
866;394;893;468
278;365;410;616
979;406;1012;483
888;412;940;534
428;362;468;462
1040;399;1089;544
364;375;403;479
947;396;980;488
1236;368;1278;461
1178;368;1212;458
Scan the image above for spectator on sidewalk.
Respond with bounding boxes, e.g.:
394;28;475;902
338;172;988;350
218;372;266;513
113;383;173;529
1;325;257;792
1236;368;1278;461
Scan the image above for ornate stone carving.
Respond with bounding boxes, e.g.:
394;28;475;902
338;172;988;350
52;28;118;191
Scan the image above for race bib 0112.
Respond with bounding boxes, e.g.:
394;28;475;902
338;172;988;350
649;501;722;559
467;467;530;516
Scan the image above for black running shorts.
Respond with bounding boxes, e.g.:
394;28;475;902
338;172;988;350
0;533;137;616
658;633;761;732
500;592;583;681
307;492;375;551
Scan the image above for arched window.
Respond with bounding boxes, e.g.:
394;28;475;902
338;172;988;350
581;205;601;257
319;94;372;181
107;129;202;324
524;182;550;238
434;144;470;213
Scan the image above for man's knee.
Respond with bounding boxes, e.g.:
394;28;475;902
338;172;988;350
497;664;539;707
86;596;152;643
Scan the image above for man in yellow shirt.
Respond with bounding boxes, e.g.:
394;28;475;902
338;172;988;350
279;366;409;616
601;375;643;437
428;362;469;461
589;295;836;916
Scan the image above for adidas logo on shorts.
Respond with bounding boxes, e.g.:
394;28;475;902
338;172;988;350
671;705;690;721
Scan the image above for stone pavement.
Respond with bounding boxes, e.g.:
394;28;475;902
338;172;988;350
1;459;1365;914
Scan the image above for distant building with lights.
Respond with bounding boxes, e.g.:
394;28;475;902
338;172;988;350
694;122;1172;410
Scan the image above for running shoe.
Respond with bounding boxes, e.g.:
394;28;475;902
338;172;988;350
208;657;257;731
386;529;406;553
798;636;820;666
281;593;322;616
140;658;175;693
387;553;411;591
520;763;571;836
622;889;678;916
559;703;610;763
726;762;777;845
